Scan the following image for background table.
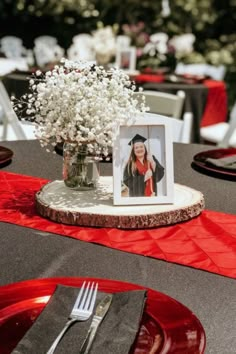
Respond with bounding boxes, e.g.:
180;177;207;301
0;140;235;354
133;74;228;143
2;72;228;144
2;71;30;100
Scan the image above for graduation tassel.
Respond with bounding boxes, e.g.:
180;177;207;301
147;126;155;196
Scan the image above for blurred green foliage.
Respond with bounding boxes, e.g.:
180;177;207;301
0;0;235;50
1;0;236;109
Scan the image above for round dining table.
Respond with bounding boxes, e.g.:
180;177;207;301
0;140;235;354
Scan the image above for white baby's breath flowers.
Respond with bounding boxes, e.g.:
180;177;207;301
13;59;147;156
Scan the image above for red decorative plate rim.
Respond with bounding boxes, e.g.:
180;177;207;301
0;277;205;354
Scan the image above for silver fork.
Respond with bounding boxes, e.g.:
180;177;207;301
46;281;98;354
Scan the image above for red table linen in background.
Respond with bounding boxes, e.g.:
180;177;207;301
133;74;228;128
0;171;236;279
133;73;165;84
200;80;228;127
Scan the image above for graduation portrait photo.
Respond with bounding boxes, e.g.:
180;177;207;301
115;46;137;72
113;114;174;205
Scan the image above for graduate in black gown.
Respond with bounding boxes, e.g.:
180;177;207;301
123;134;164;197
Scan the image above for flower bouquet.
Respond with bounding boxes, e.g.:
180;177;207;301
13;59;147;189
137;32;177;74
13;59;146;155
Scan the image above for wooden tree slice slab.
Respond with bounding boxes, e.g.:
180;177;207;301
35;177;205;229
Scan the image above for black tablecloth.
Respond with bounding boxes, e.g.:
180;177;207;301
0;140;235;354
2;72;30;99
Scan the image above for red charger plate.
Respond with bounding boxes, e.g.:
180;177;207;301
192;148;236;180
0;277;206;354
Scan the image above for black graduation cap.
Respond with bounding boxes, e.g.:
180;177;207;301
128;134;147;146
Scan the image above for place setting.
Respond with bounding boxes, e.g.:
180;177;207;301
192;147;236;180
0;277;206;354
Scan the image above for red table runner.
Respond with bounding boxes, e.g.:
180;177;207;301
0;171;235;279
133;74;228;128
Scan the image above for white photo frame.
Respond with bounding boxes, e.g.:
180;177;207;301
115;46;136;72
113;114;174;205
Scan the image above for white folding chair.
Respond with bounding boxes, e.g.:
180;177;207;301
0;36;27;59
180;112;193;143
0;82;36;141
145;111;193;144
34;35;58;47
134;90;185;119
200;102;236;148
134;90;192;143
33;35;64;67
67;34;95;62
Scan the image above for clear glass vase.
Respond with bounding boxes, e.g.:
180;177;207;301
63;142;99;190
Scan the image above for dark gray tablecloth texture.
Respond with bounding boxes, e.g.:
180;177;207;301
0;140;235;354
142;82;208;143
12;285;146;354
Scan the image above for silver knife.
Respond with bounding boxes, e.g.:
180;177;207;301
79;293;113;354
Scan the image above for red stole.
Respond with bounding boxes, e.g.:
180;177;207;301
136;159;154;196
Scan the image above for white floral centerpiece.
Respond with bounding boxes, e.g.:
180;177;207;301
169;34;196;60
14;58;146;156
13;58;147;190
137;32;177;73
